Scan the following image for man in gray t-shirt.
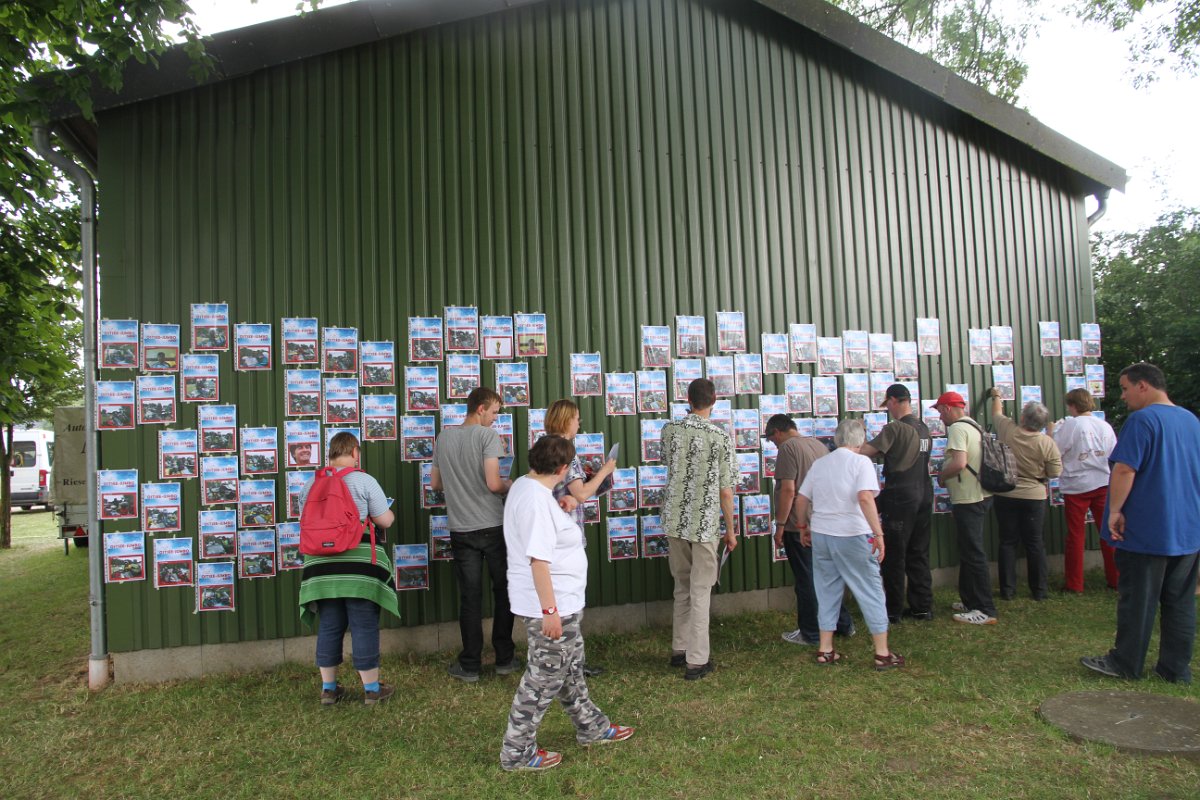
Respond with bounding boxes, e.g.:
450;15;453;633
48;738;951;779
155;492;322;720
431;387;516;681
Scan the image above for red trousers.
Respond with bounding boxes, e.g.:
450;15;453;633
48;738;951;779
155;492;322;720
1063;486;1119;592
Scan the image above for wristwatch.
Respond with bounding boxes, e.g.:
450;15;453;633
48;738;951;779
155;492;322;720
542;606;557;616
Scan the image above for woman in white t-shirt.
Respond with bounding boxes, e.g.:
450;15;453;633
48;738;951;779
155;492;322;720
797;420;903;670
498;435;633;771
1049;388;1118;593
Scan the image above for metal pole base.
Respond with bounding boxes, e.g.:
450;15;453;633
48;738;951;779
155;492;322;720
88;657;111;690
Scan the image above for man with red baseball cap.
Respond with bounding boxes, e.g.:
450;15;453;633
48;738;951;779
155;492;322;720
935;390;997;625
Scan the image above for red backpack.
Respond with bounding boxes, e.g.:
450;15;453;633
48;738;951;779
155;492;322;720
299;466;376;563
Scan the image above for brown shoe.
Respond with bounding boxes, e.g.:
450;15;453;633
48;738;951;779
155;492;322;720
363;682;395;706
320;685;345;707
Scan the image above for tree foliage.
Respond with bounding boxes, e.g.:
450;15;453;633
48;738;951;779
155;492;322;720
1093;209;1200;426
1082;0;1200;84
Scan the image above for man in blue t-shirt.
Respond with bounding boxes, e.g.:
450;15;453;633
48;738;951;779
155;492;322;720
1080;363;1200;684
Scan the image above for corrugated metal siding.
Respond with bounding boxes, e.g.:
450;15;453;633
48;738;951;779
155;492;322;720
96;0;1092;651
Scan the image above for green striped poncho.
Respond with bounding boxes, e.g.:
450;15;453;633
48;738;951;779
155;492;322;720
298;542;400;627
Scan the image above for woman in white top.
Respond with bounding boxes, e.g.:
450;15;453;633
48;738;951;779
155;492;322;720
797;420;903;670
1049;388;1118;593
498;435;633;771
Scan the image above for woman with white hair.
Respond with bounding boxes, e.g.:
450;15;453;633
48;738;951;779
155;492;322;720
989;390;1063;601
796;419;903;670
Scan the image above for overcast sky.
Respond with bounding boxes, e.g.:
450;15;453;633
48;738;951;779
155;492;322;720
187;0;1199;234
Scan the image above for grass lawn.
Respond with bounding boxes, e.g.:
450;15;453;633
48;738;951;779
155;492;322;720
1;514;1197;799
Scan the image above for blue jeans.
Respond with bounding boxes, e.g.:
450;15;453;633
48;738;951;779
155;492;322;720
782;531;853;640
1108;548;1199;682
315;597;381;671
811;533;889;635
951;499;996;617
451;527;516;673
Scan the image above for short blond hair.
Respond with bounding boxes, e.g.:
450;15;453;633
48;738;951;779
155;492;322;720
328;431;360;459
545;399;579;436
1064;388;1095;414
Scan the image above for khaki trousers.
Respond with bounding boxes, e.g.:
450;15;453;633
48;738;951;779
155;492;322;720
668;537;720;666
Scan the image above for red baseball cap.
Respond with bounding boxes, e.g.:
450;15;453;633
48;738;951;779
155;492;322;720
934;391;966;408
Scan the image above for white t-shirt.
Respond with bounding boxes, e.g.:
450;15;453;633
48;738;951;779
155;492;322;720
1052;414;1117;495
798;447;880;536
504;475;589;618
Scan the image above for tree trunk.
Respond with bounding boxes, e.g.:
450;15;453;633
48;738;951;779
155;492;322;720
1;422;12;548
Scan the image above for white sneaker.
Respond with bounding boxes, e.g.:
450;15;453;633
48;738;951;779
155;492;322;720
951;601;968;612
781;629;819;645
953;609;998;625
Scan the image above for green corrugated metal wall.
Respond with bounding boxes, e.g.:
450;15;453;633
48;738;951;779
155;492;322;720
96;0;1094;651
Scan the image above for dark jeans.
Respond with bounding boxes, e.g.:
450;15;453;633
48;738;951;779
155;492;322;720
451;526;516;673
782;531;853;640
315;597;381;671
877;491;933;618
1108;548;1199;682
951;499;996;617
994;495;1048;600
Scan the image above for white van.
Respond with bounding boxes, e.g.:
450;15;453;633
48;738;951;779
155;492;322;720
9;429;54;510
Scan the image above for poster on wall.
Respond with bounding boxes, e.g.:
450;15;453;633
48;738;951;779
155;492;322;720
394;544;430;590
916;317;941;356
322;327;359;373
864;412;888;439
641;418;666;462
990;326;1014;362
99;319;139;369
734;353;763;395
447;354;481;399
408;316;444;362
285;369;321;417
785;373;812;414
137;375;176;425
1039;321;1061;357
641;514;668;558
360;341;396;387
1086;364;1106;397
277;523;303;570
761;333;789;374
736;452;761;495
181;354;219;402
153;537;194;589
481;315;514;359
496;362;530;407
96;380;135;430
142;482;182;533
742;494;771;537
514;312;548;357
323;377;360;425
893;341;918;380
607;468;638;514
445;306;480;352
711;399;733;439
159;429;199;479
191;303;229;351
605;373;636;416
238;479;276;528
817;337;844;375
240;427;279;475
672;358;702;401
758;394;787;434
442;403;467;430
844;373;870;413
718;496;740;537
992;364;1016;400
813;376;839;417
142;323;181;372
238;529;277;579
404;365;440;412
641;325;671;369
968;329;992;366
869;333;894;372
282;317;319;364
1066;375;1087;394
104;532;146;584
789;323;817;363
201;456;238;506
675;315;707;357
1081;323;1102;357
526;408;546;447
813;417;838;441
570;353;602;396
196;562;235;612
198;509;237;558
430;515;451;561
761;435;778;479
495;413;515;457
234;323;272;371
733;409;759;450
363;395;398;441
638;465;667;509
636;370;668;413
705;356;734;397
286;470;313;518
574;433;606;480
842;330;869;370
1020;385;1043;407
401;416;436;461
870;372;894;409
921;400;946;436
716;311;747;352
420;462;445;509
946;382;970;403
606;516;639;561
284;420;321;469
1062;340;1084;374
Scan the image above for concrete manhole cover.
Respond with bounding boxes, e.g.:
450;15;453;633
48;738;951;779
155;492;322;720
1040;691;1200;757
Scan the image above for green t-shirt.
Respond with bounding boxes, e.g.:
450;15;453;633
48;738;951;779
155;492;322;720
946;417;989;505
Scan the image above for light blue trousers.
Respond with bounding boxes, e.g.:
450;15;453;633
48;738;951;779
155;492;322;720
811;532;890;635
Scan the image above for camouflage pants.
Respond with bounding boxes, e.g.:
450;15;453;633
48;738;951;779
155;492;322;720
499;612;611;769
